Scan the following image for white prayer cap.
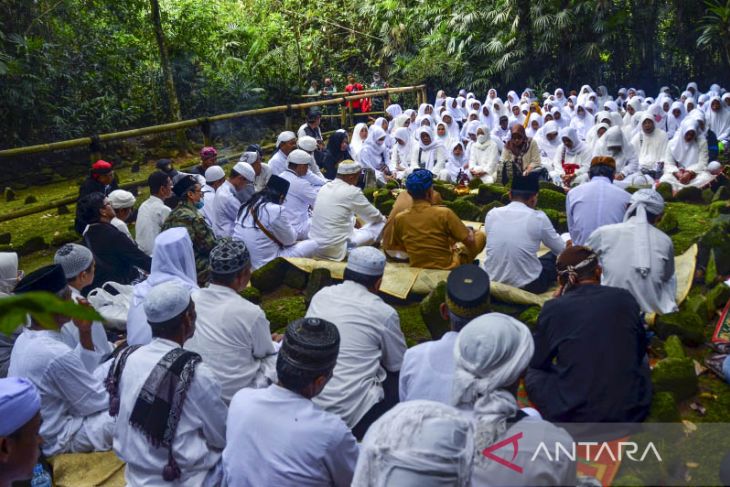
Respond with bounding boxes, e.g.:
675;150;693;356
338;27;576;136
353;400;474;486
287;149;312;166
708;161;723;175
347;246;386;276
54;243;93;279
0;377;41;436
297;136;318;152
144;281;191;324
232;162;256;182
108;189;136;209
204;165;225;183
239;151;258;164
276;131;297;147
337;160;362;175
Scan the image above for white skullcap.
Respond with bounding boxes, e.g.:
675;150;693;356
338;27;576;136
347;246;386;276
108;189;136;209
0;377;41;436
287;149;312;165
337;160;362;175
708;161;723;175
233;162;256;182
204;165;225;183
239;151;258;164
297;136;318;152
353;400;474;486
144;281;191;324
276;131;297;147
54;243;94;279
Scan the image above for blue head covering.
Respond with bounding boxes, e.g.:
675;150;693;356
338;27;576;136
0;377;41;436
405;169;433;194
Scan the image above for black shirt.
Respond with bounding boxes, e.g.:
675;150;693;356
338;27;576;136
83;223;152;290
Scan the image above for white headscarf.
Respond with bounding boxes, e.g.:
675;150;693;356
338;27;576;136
570;104;594;139
632;113;668;167
350;123;369;159
393;127;412;163
624;189;665;278
551;106;569;128
385;104;403;119
559;126;585;156
525;114;543;138
417;126;439;151
452;313;534;447
668;119;700;168
535;120;561;160
707;95;730;138
478;104;494;130
594;126;637;172
0;252;19;295
353;400;475;487
359;126;389;172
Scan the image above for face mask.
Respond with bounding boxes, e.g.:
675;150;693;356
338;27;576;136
236;185;255;203
194;200;204;210
477;134;490;144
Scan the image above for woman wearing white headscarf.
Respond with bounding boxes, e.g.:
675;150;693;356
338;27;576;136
685;97;697;114
456;96;468;120
453;314;576;487
440;111;460;142
410;126;447;176
390;127;412;178
707;95;730;142
434;89;447;110
390;113;410;135
553;88;567;107
373;117;393;150
477;104;495;131
385;103;402;120
577;84;594;106
443;140;469;183
444;97;462;124
490;98;507;119
623;97;643;128
569;103;594;140
550;106;570;129
126;227;199;345
467;124;500;184
359;126;393;184
593;126;642;188
417;103;435;119
534;120;562;163
584;110;612;148
660;119;714;191
353;400;475;487
349;122;369;162
630;113;669;178
525;114;543;139
666;101;686;140
435;121;453;148
547;127;593;187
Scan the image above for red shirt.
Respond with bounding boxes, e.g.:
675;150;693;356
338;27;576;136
345;83;364;109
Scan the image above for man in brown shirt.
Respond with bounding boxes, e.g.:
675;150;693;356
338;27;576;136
388;169;485;269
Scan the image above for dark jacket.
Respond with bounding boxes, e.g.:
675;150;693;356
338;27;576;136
83;223;151;291
75;175;120;233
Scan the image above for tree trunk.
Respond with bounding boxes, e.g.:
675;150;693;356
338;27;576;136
149;0;187;151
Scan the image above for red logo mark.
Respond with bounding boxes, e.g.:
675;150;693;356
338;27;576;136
482;432;524;474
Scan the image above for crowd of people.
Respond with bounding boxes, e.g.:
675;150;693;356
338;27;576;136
0;81;729;486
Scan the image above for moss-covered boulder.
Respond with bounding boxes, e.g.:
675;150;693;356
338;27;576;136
363;187;377;203
681;294;712;322
663;335;686;359
240;286;262;304
18;236;48;256
0;233;10;245
537;189;567;212
250;258;288;293
385;180;399;190
373;189;395;207
539;181;564;193
261;296;307;330
4;187;15;202
377;199;394;216
707;282;730;313
445;198;482;221
646;391;680;423
283;266;308;290
702;188;715;204
656;182;674;202
468;177;482;190
542;208;568;233
304;268;332;306
653;309;705;346
518;306;541;330
476;184;507;205
432;184;457;202
24;195;38;205
713;185;730;202
131;163;140;173
674;186;704;203
699;220;730;275
656;211;679;234
419;281;449;340
651;357;698;401
709;200;730;216
50;231;78;247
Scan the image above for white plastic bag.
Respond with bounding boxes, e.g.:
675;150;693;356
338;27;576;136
87;281;134;331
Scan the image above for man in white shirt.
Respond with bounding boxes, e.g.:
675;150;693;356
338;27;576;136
279;149;319;239
186;240;278;403
240;150;271;192
586;189;678;314
399;265;491;404
136;172;173;255
306;247;407;440
108;189;136;241
296;135;327;186
268;131;298;176
213;162;256;238
484;173;565;293
108;281;227;486
8;265;115;457
309;160;386;261
201;165;225;229
224;317;358;487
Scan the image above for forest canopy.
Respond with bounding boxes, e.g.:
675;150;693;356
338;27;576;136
2;0;730;148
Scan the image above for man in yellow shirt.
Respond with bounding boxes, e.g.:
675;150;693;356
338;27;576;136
389;169;485;269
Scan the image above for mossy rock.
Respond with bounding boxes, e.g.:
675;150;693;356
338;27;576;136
240;286;262;304
4;187;15;202
363;187;377;203
304;268;332;306
707;282;730;313
261;296;306;330
651;357;698;401
250;257;288;293
663;335;685;359
24;195;38;205
656;211;679;234
674;186;703;203
419;280;449;340
542;208;568;233
653;309;705;346
283;266;308;290
50;231;79;247
699;220;730;275
459;193;478;205
702;188;715;204
656;182;674;202
539;181;564;193
57;205;70;215
385;180;399;190
131;163;141;173
476;184;507;205
518;306;541;330
713;185;730;201
681;294;712;322
18;236;48;256
709;200;730;216
646;391;680;423
705;249;719;286
537;189;566;212
445;198;482;221
432;184;457;202
373;189;395;206
377;199;394;216
468;177;482;190
0;233;10;245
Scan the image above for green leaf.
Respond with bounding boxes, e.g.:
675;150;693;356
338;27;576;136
0;292;103;337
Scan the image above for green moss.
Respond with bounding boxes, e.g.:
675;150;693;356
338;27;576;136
656;182;674;202
385;180;399;190
706;249;719;286
261;296;306;331
613;474;645;486
24;195;38;204
699;219;730;275
432;184;457;202
654;309;705;346
445;198;482;221
656;211;679;234
459;193;478;205
647;391;681;422
363;187;377;203
304;268;332;306
476;184;507;205
377;199;394;216
542;208;568;233
373;189;395;206
283;266;308;290
537;189;566;212
713;185;730;201
250;258;288;293
651;357;698;401
57;205;70;215
663;335;686;359
674;186;704;203
518;306;541;330
239;286;262;304
539;181;564;193
398;303;431;347
50;231;79;247
702;188;715;204
681;294;712;322
468;177;482;190
419;281;449;340
707;282;730;313
18;236;48;256
670;202;714;254
709;200;730;216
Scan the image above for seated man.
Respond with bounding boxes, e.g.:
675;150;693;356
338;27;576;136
525;246;652;424
8;265;115;457
136;171;173;256
309;160;386;261
399;265;490;404
240;149;271;192
566;156;631;246
586;189;677;315
278;149;319;240
201;165;226;229
306;247;407;440
186;240;278;403
381;188;442;260
0;378;43;487
484;173;565;293
108;189;136;240
453;313;576;486
213;162;256;238
388;169;485;269
224;318;358;486
108;281;227;485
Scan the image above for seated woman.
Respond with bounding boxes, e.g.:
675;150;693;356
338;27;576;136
79;192;151;291
358;126;394;185
592;126;640;188
467;124;500;184
443;141;469;184
321;130;352;179
409;126;446;178
660;119;715;191
630;113;669;183
389;127;411;179
496;124;542;185
546;127;593;187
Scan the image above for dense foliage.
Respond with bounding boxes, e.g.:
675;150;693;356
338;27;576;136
2;0;730;148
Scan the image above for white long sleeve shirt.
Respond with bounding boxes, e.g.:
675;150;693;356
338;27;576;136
201;183;217;229
233;202;298;269
484;201;565;288
279;169;318;239
113;338;227;487
224;384;358;487
186;284;277;403
135;195;171;256
213;181;243;238
399;331;457;404
306;281;407;427
60;286;113;357
566;176;631;246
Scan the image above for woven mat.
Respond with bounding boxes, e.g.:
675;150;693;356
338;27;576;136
49;450;125;487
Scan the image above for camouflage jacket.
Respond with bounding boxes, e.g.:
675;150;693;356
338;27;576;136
161;201;217;285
